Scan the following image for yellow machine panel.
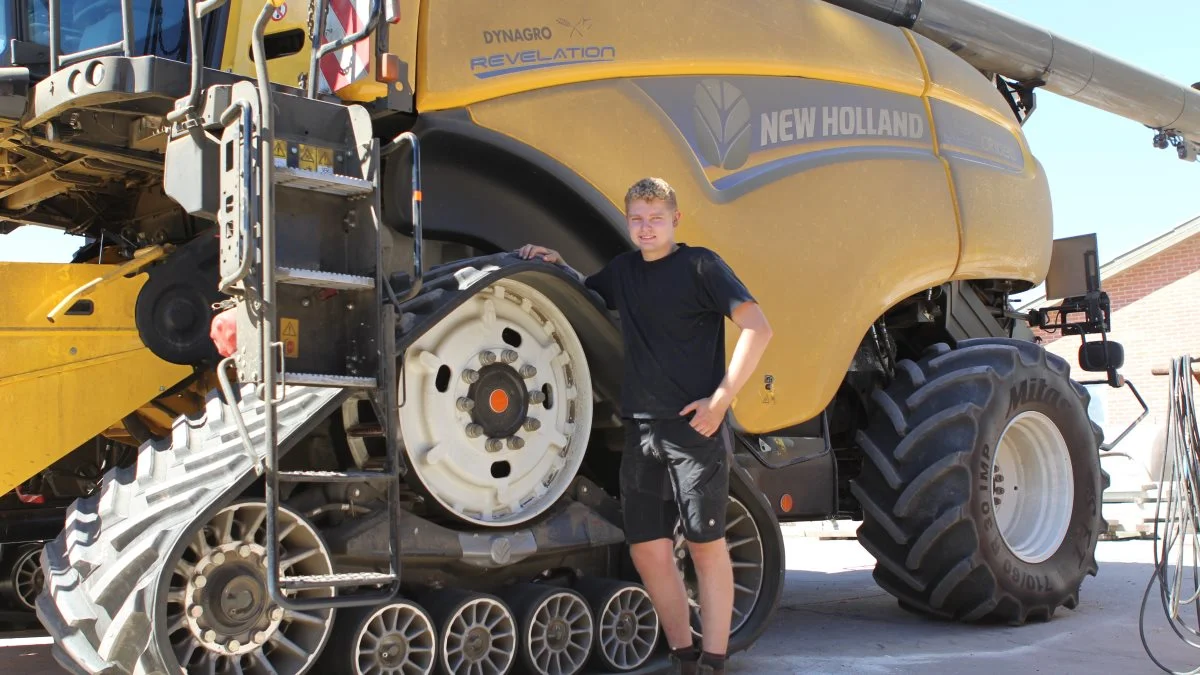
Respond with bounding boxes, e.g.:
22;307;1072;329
0;263;192;495
416;0;927;111
423;0;1053;432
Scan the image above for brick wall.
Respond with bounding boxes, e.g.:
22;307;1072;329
1039;231;1200;446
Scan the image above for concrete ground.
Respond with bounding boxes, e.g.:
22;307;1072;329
3;533;1197;675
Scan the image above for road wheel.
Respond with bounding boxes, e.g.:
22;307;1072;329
852;337;1105;624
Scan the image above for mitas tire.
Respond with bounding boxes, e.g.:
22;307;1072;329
851;337;1105;624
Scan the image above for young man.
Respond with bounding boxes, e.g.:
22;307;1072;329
519;177;772;674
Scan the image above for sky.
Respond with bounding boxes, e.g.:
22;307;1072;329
1;0;1197;289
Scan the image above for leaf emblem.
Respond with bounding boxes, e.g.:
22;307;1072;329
692;79;751;170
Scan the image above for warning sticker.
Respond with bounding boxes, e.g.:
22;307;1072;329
280;318;299;358
298;145;317;172
273;139;288;168
316;147;334;175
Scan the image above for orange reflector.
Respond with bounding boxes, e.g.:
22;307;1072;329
489;389;509;414
779;494;793;513
377;53;401;83
412;189;422;202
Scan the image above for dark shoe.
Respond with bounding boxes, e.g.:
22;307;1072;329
669;648;700;675
698;652;726;675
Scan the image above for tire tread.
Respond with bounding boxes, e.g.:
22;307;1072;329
852;339;1105;624
36;386;342;675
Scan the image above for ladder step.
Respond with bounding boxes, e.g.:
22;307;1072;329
287;372;377;388
277;267;375;290
279;572;397;591
277;470;391;483
274;165;374;196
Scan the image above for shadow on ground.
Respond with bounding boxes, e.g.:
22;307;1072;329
724;539;1199;674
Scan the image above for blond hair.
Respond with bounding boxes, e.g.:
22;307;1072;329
624;177;678;212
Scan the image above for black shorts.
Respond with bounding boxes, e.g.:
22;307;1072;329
619;417;731;545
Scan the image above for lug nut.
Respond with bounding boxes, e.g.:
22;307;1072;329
203;630;218;643
195;575;208;589
211;552;226;566
501;349;518;364
227;639;241;652
519;364;537;378
479;351;497;366
466;424;484;438
462;369;481;384
190;605;204;618
528;391;546;405
507;436;525;450
485;438;504;452
270;608;284;622
253;631;269;645
456;397;475;412
523;418;541;432
239;545;252;558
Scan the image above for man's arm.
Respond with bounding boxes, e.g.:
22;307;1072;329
682;300;773;436
517;243;590;284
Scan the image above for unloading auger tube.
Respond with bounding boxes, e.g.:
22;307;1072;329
824;0;1200;160
36;255;787;675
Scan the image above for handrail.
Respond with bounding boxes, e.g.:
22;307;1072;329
381;131;422;302
48;0;136;73
167;0;231;124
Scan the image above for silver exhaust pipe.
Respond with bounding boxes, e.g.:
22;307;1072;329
823;0;1200;161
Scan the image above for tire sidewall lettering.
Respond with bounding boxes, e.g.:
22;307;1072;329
974;359;1100;601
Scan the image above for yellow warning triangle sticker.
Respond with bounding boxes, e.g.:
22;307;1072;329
281;320;298;337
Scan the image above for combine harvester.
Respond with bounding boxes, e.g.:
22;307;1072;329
0;0;1192;671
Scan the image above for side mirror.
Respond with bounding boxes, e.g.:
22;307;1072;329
1079;340;1124;372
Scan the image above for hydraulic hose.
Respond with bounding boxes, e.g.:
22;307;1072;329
1140;356;1200;674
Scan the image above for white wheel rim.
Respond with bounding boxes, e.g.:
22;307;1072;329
399;277;593;526
992;411;1075;564
596;586;658;670
673;497;764;636
525;591;593;675
441;597;516;675
354;601;437;675
13;545;43;611
166;501;335;675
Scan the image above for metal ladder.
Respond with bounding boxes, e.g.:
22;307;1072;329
210;0;420;612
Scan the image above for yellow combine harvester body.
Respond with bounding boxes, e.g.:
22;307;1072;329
2;0;1050;485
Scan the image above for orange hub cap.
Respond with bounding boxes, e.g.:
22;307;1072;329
489;389;510;414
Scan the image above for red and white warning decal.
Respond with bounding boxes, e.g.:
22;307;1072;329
316;0;371;94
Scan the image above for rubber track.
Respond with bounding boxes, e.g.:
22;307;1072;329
851;337;1107;625
37;385;342;675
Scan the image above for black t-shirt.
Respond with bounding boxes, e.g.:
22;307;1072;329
584;244;756;419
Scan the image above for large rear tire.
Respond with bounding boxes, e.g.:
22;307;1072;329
852;338;1105;624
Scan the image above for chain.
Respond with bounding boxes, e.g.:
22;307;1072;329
295;0;317;89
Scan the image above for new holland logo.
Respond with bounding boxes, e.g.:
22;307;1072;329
692;79;752;170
